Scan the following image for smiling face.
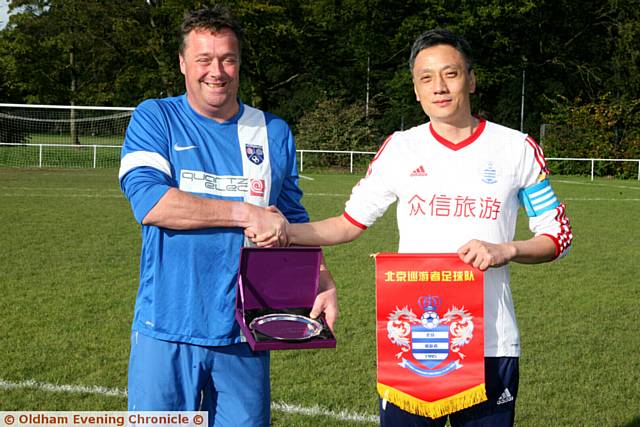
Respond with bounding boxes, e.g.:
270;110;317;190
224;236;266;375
179;27;240;122
412;44;476;127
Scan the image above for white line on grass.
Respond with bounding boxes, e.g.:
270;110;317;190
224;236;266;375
0;379;377;424
305;192;347;197
271;401;377;424
0;193;123;198
3;192;640;202
2;190;639;203
1;192;347;199
555;179;640;191
4;187;121;192
299;174;315;181
563;197;640;201
0;379;126;398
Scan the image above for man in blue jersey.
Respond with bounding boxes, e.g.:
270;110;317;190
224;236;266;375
118;6;338;426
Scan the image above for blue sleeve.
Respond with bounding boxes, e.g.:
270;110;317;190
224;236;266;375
119;100;173;224
121;168;172;224
276;128;309;224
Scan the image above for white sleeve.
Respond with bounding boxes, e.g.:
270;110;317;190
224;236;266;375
519;135;573;259
343;134;398;229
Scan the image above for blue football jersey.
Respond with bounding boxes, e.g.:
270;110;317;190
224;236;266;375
119;95;309;345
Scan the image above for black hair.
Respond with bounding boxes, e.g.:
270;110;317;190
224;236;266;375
409;28;474;73
179;5;244;55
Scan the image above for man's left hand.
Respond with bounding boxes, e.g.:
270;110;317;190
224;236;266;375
309;267;339;333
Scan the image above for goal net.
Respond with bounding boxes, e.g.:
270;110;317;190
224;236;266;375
0;103;133;168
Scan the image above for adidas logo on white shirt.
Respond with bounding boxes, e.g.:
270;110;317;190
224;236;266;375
410;165;428;177
497;388;514;405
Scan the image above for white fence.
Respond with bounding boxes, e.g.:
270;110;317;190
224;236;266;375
298;149;376;174
546;157;640;181
0;143;121;169
297;149;640;180
1;143;639;180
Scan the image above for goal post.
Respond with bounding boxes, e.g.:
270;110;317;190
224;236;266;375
0;103;133;168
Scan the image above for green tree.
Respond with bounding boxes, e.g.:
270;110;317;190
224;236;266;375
543;94;640;177
0;0;638;157
295;97;378;169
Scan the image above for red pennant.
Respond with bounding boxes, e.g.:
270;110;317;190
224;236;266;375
375;253;486;418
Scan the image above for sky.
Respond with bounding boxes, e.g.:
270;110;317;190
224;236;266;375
0;0;10;29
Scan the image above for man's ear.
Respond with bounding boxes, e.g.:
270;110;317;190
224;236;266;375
469;69;477;94
179;54;186;76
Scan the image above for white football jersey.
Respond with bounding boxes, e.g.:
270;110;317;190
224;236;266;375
344;119;572;357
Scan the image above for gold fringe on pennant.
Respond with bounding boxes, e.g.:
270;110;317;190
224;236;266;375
377;382;487;419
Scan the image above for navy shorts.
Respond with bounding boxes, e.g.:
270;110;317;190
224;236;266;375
128;331;270;427
379;357;519;427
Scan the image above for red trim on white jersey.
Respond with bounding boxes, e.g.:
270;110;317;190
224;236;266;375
525;136;548;171
429;118;486;151
364;134;395;178
539;203;572;260
343;212;368;230
373;134;394;162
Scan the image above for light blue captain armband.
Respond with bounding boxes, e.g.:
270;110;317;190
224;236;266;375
518;178;560;217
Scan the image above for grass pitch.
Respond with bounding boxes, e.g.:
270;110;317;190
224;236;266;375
0;169;639;426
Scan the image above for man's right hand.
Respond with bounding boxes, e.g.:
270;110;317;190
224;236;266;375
244;205;290;247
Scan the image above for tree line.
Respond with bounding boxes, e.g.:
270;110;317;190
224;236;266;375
0;0;638;173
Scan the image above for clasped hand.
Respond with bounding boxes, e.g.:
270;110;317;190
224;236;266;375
244;205;290;247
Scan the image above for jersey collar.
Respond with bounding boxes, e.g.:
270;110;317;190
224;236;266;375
429;118;486;151
181;94;245;126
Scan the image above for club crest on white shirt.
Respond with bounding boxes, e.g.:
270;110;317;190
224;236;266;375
480;161;498;184
245;144;264;165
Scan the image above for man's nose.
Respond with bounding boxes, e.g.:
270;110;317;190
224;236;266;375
208;59;225;77
433;75;448;93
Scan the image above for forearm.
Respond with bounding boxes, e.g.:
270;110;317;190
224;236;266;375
142;187;254;230
319;255;336;291
508;234;558;264
289;215;363;246
458;234;558;271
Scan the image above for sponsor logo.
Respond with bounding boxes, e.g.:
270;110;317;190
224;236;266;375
410;165;428;177
173;143;198;152
245;144;264;165
180;170;249;197
497;388;514;405
250;179;265;197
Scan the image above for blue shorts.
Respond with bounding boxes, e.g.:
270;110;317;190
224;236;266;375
128;331;270;427
379;357;519;427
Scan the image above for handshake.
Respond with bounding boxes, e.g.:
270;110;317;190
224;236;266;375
244;205;291;248
241;202;361;252
244;204;340;332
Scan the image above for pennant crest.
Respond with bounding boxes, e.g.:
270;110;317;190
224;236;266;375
388;295;476;378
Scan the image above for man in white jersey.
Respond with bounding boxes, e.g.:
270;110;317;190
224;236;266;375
119;6;338;426
254;28;572;426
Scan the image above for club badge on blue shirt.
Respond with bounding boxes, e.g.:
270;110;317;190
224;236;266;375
245;144;264;165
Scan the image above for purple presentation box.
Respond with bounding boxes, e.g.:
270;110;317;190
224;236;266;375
235;247;336;351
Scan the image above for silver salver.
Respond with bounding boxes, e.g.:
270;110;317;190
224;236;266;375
249;313;324;341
